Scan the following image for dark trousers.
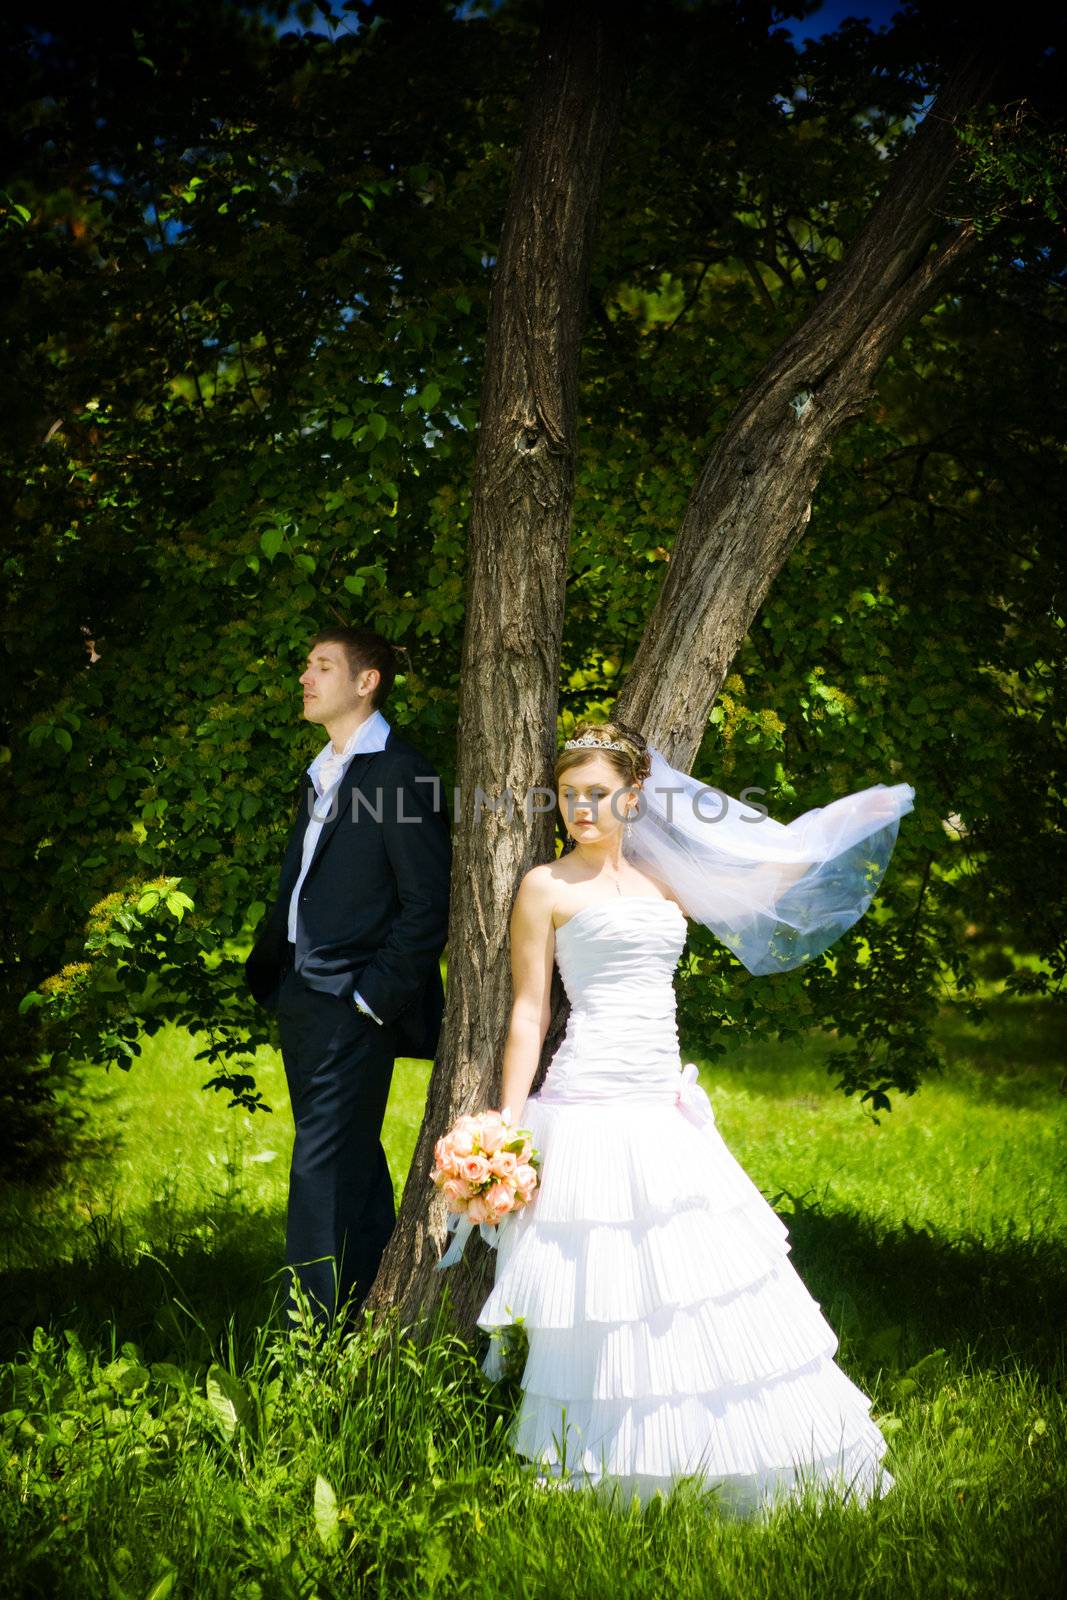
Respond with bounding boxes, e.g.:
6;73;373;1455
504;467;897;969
276;945;399;1331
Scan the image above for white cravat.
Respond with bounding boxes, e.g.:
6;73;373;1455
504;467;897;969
287;708;391;1022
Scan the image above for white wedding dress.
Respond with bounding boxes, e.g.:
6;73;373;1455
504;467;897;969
475;894;896;1514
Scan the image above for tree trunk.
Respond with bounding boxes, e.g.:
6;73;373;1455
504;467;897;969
365;0;627;1333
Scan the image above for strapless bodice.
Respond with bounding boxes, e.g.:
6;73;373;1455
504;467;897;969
535;897;689;1106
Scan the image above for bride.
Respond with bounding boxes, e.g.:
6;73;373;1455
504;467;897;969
471;719;915;1514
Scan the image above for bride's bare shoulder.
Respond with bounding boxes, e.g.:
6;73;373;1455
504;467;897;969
513;862;576;932
511;870;563;940
512;864;558;918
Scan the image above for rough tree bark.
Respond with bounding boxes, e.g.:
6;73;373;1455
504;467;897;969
369;27;1007;1342
365;0;628;1332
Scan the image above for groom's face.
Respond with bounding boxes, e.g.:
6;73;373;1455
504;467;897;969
299;643;367;725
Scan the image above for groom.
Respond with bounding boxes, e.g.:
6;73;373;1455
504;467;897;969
245;626;451;1328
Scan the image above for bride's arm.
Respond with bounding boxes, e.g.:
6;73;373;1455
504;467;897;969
498;868;556;1119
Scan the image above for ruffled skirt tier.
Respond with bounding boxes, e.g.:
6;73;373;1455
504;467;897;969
476;1094;896;1514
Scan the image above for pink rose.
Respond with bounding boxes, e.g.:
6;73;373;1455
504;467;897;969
467;1194;491;1225
479;1115;506;1155
484;1182;514;1219
515;1163;537;1193
450;1129;476;1158
490;1150;518;1180
460;1154;490;1185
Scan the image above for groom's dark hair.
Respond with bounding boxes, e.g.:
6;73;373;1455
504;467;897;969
309;625;398;710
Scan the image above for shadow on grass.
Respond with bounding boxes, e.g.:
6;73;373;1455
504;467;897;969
0;1186;1063;1392
772;1186;1067;1386
703;996;1067;1112
0;1202;290;1369
927;996;1067;1105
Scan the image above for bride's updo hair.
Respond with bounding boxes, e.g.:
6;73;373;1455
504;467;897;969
554;719;652;791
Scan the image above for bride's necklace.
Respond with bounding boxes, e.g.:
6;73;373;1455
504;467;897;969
573;847;626;895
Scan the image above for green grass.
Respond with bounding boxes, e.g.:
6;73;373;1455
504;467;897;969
0;995;1064;1598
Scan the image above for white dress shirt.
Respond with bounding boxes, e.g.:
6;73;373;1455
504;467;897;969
287;708;391;1023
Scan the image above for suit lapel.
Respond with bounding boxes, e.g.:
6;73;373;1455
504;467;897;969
275;776;316;905
301;729;394;887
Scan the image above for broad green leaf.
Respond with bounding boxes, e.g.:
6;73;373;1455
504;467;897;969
206;1364;252;1439
314;1474;341;1550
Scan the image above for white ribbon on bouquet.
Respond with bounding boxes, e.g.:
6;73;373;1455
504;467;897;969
435;1209;509;1272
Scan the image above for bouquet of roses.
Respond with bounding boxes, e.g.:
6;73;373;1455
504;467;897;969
431;1108;540;1270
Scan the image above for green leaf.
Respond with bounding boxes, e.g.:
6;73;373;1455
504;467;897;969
150;1362;186;1389
103;1356;150;1396
314;1474;341;1551
206;1364;252;1439
260;527;285;561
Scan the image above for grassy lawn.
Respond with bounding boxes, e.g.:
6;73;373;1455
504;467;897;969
0;993;1063;1598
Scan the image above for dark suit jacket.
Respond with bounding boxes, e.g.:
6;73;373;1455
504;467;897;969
244;728;452;1061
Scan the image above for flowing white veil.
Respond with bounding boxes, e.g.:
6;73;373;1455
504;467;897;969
621;746;916;975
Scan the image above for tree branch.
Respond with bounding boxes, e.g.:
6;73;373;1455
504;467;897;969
615;39;1006;765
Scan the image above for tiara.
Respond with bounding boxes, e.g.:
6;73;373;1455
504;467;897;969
563;731;629;753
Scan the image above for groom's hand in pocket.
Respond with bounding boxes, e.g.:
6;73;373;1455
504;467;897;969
352;989;384;1025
